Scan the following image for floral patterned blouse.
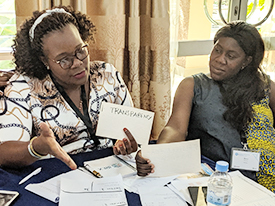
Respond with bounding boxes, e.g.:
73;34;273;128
0;61;133;154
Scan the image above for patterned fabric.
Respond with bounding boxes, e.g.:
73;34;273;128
0;61;133;154
245;95;275;192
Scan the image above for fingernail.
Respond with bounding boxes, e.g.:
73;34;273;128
123;128;127;132
123;138;127;142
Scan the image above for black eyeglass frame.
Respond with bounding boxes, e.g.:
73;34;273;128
49;44;89;70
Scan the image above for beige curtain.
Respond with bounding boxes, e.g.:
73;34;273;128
15;0;171;140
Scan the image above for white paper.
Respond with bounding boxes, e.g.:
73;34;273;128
25;169;95;203
59;175;128;206
84;155;136;178
138;186;188;206
123;175;177;194
229;171;275;206
142;140;201;177
96;102;154;145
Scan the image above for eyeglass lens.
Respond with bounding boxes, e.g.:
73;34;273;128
59;45;88;69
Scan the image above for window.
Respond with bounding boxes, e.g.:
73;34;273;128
170;0;275;98
0;0;15;70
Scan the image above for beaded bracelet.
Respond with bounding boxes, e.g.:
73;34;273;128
27;136;45;159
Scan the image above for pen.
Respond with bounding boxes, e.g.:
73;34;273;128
19;167;42;185
115;155;137;171
80;164;103;178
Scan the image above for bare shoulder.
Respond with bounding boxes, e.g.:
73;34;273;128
175;76;195;96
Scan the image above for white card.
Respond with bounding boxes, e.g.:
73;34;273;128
142;140;201;177
96;102;154;145
231;148;260;171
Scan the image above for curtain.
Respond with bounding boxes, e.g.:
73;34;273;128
15;0;171;140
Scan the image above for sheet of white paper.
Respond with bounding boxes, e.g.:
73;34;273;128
96;102;154;145
123;175;177;194
59;175;128;206
25;169;94;203
138;186;188;206
142;139;201;177
229;171;275;206
84;155;136;178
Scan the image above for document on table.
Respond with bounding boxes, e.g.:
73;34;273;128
229;171;275;206
25;169;95;203
138;186;188;206
84;155;136;178
141;139;201;177
96;102;154;145
123;175;178;194
59;175;128;206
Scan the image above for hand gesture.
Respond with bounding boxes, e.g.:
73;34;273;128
113;128;138;155
33;122;77;170
135;150;154;176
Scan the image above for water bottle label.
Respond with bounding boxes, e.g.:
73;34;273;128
207;190;231;205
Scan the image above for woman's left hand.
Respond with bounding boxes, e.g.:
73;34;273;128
113;128;138;155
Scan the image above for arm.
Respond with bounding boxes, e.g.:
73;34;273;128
0;75;76;169
0;123;77;170
136;77;195;176
157;76;194;143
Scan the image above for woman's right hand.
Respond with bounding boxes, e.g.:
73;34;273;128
135;150;154;176
0;71;14;87
32;122;77;170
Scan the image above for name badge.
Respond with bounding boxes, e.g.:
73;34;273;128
230;148;260;171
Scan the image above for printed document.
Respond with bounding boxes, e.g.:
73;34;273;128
59;175;128;206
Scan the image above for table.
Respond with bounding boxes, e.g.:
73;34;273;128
0;148;142;206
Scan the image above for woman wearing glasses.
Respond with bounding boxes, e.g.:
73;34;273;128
0;6;137;169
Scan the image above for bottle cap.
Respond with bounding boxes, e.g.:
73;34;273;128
215;161;229;172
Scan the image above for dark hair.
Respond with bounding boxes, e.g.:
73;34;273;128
214;21;268;132
12;5;96;80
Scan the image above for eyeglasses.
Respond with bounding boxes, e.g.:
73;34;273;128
50;44;89;70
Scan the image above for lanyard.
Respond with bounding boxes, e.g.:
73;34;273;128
240;130;248;150
49;73;100;146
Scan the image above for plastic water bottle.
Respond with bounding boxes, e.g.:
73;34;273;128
207;161;232;206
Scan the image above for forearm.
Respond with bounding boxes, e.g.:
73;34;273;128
0;141;37;168
157;126;187;144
